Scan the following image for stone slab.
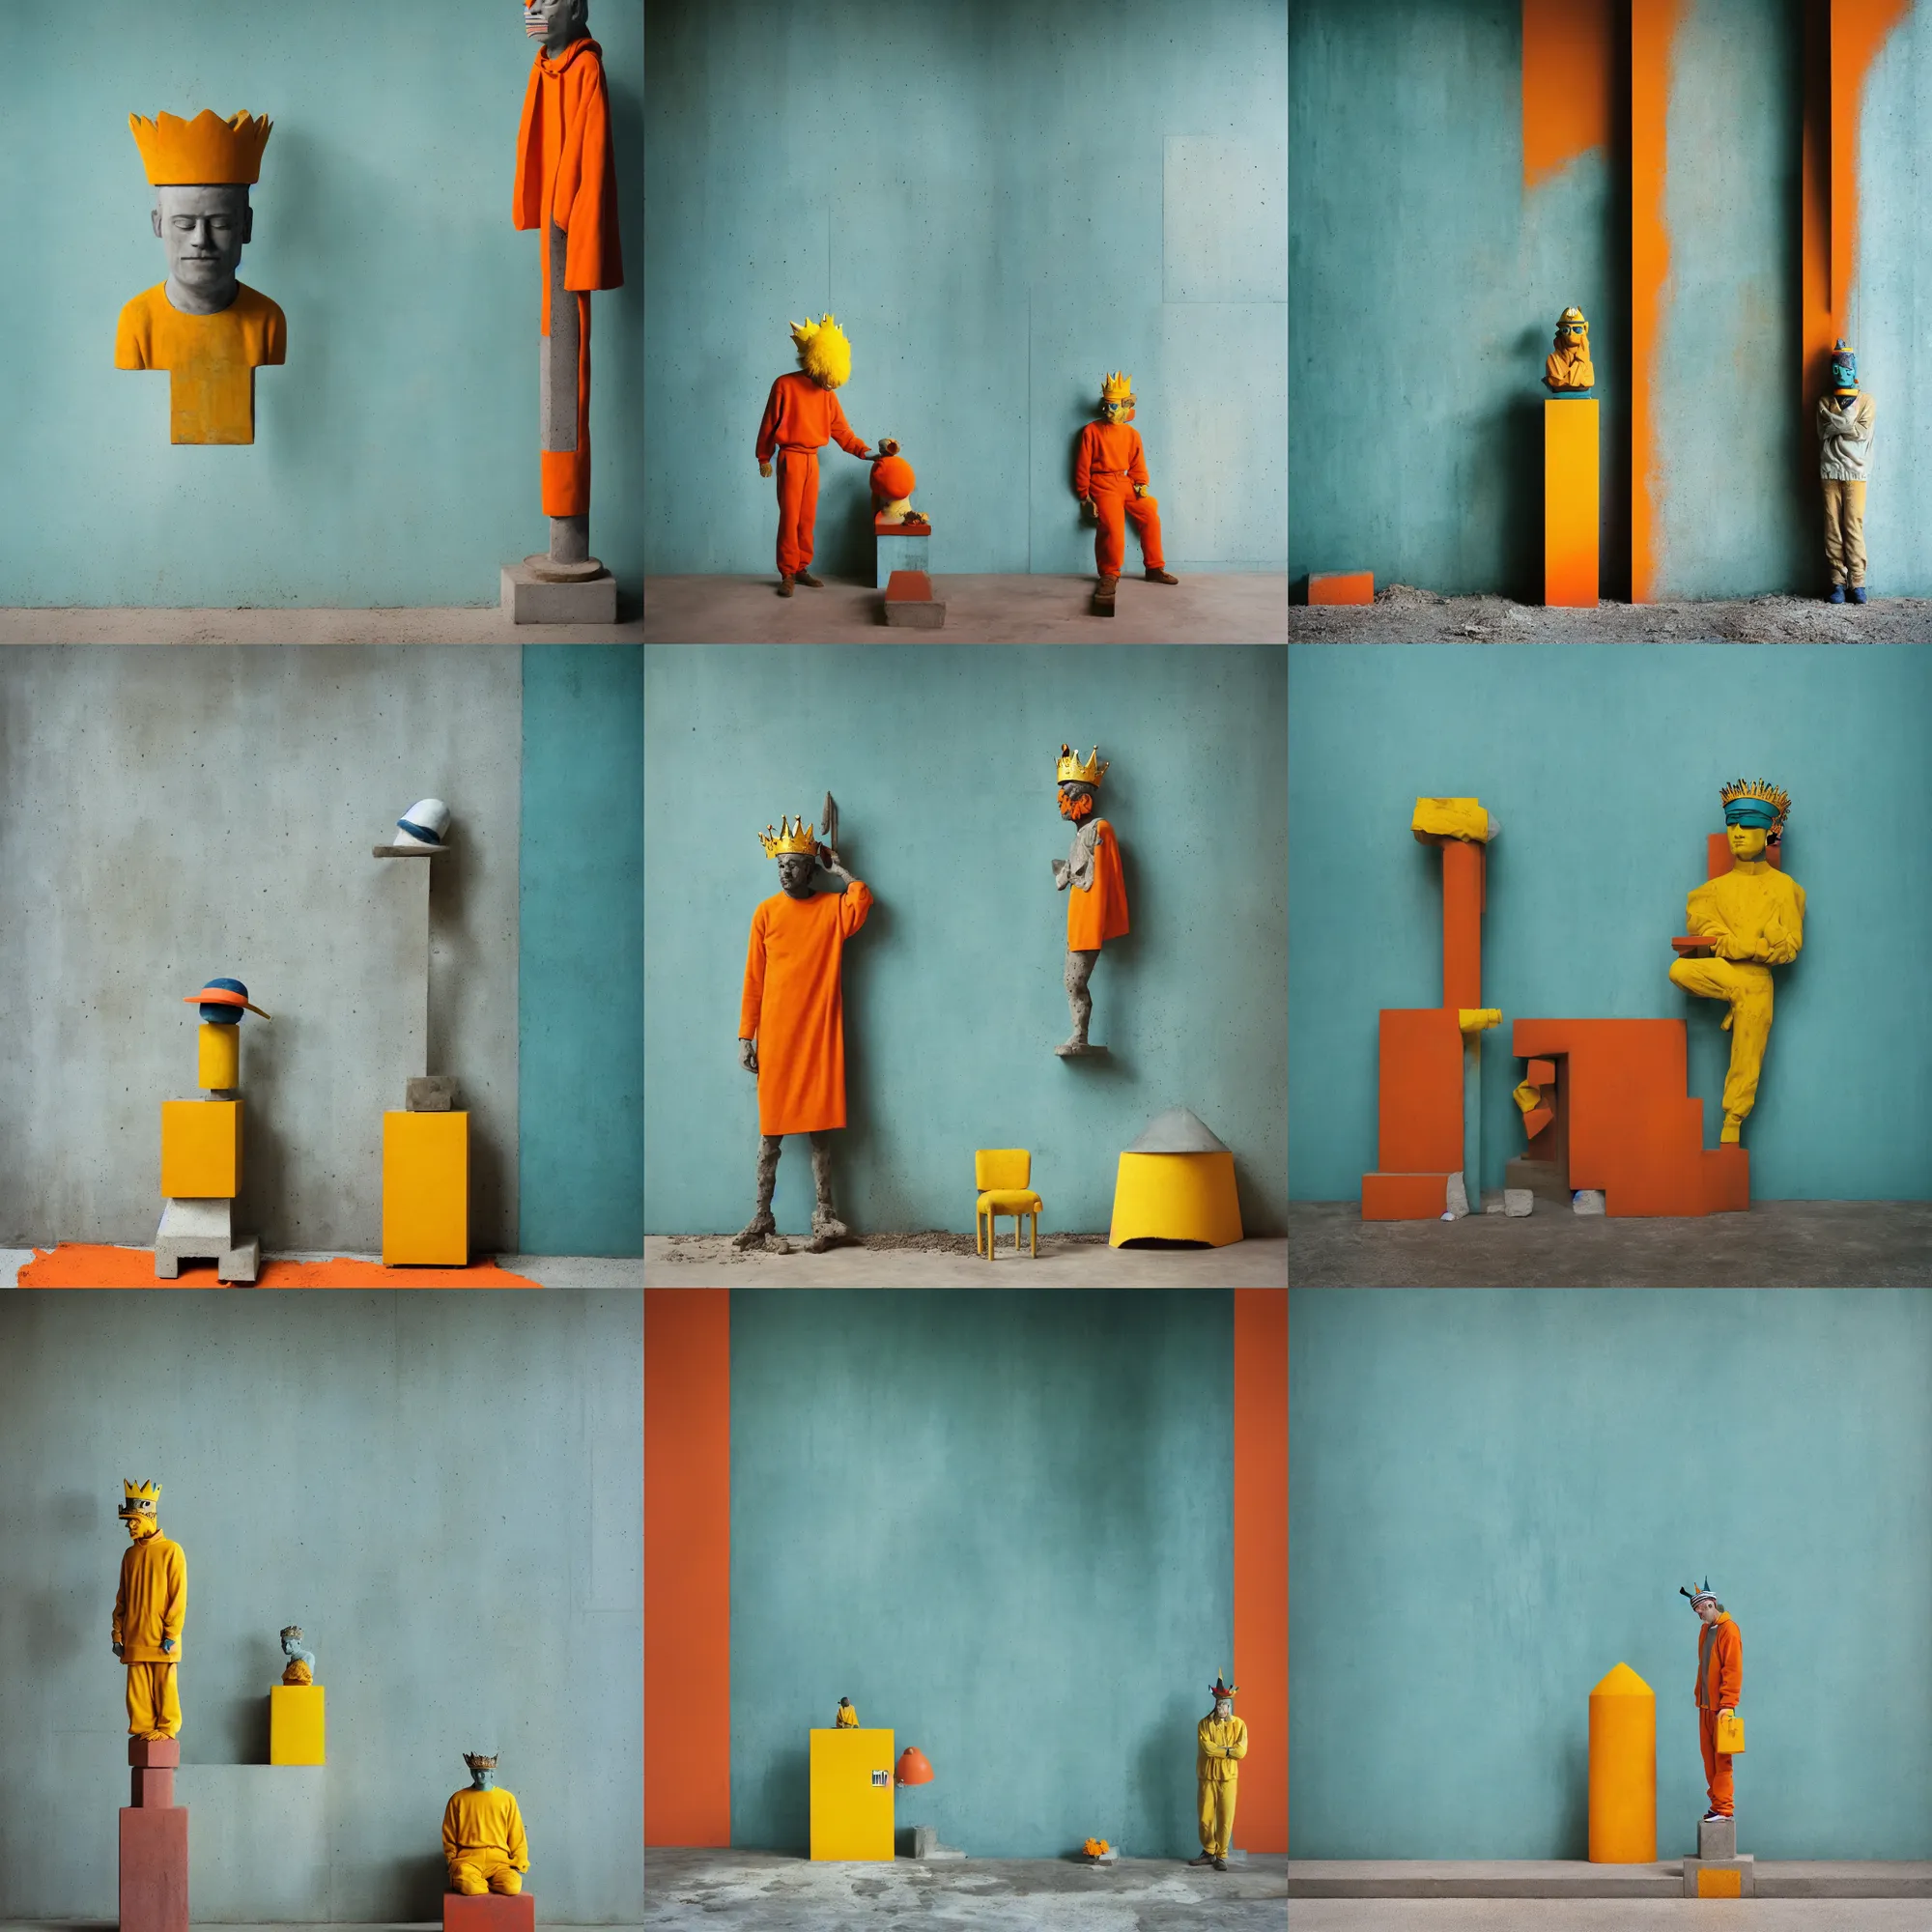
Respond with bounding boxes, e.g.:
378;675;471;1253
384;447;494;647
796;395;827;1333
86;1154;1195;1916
501;562;617;626
131;1766;175;1808
1698;1816;1737;1861
129;1738;181;1768
408;1075;458;1112
882;570;944;629
1684;1853;1754;1897
175;1766;326;1922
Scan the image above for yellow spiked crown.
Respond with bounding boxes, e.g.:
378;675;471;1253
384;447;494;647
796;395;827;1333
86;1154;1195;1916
1101;371;1133;405
119;1480;161;1519
759;813;822;859
129;110;273;186
1719;778;1791;828
790;314;852;388
1056;744;1109;787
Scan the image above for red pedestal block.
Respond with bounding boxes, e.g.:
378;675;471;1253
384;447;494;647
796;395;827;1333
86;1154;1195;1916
131;1767;175;1807
128;1738;181;1768
120;1804;187;1932
444;1892;535;1932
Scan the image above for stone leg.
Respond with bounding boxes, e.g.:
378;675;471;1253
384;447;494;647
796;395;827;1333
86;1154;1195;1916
733;1135;792;1252
809;1130;848;1250
1063;948;1099;1049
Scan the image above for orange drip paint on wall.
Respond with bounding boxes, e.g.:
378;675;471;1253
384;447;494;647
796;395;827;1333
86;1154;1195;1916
1521;0;1613;189
1629;0;1681;605
644;1291;732;1847
1234;1290;1287;1855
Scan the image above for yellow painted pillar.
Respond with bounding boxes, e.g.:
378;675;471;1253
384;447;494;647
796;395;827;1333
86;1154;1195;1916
1544;398;1601;607
197;1022;240;1092
1588;1661;1656;1861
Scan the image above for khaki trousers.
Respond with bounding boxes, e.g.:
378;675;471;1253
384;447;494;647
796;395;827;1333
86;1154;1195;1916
1822;477;1866;586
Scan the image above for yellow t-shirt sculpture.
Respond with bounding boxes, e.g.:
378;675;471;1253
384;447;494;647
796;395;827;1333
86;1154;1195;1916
112;1480;186;1740
1668;781;1804;1144
1188;1673;1249;1870
443;1753;531;1896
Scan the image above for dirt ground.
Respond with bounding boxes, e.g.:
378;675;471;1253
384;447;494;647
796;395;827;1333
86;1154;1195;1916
1290;582;1932;641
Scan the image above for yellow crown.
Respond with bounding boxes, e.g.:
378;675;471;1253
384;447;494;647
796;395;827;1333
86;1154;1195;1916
1719;777;1791;826
1101;371;1133;404
1056;743;1109;787
790;314;852;388
129;110;272;186
120;1479;161;1516
759;813;821;859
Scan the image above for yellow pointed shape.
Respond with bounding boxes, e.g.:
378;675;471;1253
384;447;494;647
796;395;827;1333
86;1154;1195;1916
1588;1661;1656;1861
1590;1662;1652;1697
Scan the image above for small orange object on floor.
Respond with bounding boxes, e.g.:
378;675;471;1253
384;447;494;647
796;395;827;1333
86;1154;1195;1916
1308;571;1374;605
15;1243;540;1287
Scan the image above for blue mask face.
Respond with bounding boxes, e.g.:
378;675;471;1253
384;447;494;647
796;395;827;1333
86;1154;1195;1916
1833;356;1857;390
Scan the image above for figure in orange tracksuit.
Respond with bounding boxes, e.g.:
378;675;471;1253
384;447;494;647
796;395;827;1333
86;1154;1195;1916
1684;1579;1742;1820
757;316;873;594
1052;745;1129;1052
1075;372;1178;599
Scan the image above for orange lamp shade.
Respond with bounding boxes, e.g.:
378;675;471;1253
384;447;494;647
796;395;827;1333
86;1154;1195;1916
872;455;916;499
895;1746;933;1785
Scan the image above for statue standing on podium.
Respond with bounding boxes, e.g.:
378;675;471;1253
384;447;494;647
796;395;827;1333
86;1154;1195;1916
443;1751;531;1896
113;1481;186;1740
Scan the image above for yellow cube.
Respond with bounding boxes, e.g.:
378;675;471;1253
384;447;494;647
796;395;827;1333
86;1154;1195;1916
270;1684;326;1764
809;1727;895;1861
197;1022;240;1092
383;1112;469;1265
161;1099;242;1199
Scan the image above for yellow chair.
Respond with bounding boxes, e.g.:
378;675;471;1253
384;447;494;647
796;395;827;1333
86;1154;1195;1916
976;1149;1043;1260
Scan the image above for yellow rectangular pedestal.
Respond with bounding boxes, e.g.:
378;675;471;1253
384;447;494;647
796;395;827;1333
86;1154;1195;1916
160;1099;242;1199
270;1684;326;1764
809;1727;895;1861
1544;397;1600;607
383;1111;469;1265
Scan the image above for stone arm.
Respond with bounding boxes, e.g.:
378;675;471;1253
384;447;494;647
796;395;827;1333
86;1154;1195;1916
1054;821;1099;893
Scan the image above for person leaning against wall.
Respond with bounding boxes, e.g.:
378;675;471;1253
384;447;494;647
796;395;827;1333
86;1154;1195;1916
1817;340;1875;604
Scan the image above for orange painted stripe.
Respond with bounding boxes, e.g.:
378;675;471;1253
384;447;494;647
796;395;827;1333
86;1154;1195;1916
644;1290;732;1846
1629;0;1680;605
1235;1289;1287;1854
14;1243;539;1287
1521;0;1613;189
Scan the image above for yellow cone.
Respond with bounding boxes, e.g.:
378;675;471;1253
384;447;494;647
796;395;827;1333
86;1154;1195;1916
1588;1662;1656;1861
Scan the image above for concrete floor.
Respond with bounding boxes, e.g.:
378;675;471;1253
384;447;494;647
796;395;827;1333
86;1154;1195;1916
0;608;641;642
1288;1200;1932;1286
1289;586;1932;641
643;573;1288;641
642;1848;1287;1930
0;1250;640;1288
644;1235;1287;1285
1290;1861;1932;1898
1293;1907;1932;1930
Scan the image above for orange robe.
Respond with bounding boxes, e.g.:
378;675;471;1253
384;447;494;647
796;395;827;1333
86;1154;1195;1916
757;374;871;576
739;883;874;1134
514;37;624;518
114;283;286;445
1066;819;1130;950
1694;1614;1743;1817
1074;421;1165;575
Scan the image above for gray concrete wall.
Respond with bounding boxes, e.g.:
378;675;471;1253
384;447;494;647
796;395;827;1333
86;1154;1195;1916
0;647;520;1252
0;1293;643;1922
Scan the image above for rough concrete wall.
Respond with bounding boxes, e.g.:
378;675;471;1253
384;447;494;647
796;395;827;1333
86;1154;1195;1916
0;647;520;1252
0;0;641;607
645;645;1287;1236
1291;0;1627;597
729;1290;1233;1859
518;646;642;1258
0;1293;643;1920
1290;1289;1932;1858
1288;643;1932;1201
642;0;1285;577
1652;0;1805;597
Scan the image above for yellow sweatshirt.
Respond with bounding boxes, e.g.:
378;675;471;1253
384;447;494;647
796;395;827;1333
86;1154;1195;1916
442;1787;529;1869
1197;1714;1249;1784
113;1533;186;1662
1685;864;1805;966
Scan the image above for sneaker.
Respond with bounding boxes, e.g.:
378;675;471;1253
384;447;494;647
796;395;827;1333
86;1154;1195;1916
1212;1857;1230;1871
1828;583;1846;603
1702;1809;1727;1824
1852;584;1868;603
777;576;795;597
1187;1853;1215;1866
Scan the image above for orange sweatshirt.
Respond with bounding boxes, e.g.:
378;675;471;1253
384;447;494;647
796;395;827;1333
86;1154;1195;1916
113;1533;186;1663
757;373;869;461
514;37;624;328
1695;1615;1742;1710
1074;421;1150;497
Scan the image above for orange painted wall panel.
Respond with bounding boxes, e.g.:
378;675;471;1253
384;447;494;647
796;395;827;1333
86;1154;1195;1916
1629;0;1681;604
1522;0;1613;188
1234;1289;1287;1855
1544;400;1601;608
644;1290;732;1847
1374;1008;1463;1175
1439;840;1485;1011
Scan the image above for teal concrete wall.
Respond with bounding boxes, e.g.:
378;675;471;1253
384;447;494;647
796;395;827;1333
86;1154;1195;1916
0;0;641;607
644;645;1287;1236
1290;1289;1932;1859
643;0;1286;578
520;645;642;1257
1288;645;1932;1201
729;1290;1234;1858
0;1293;643;1919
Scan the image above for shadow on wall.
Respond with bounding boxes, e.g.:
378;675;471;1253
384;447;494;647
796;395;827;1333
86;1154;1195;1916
1133;1689;1206;1858
756;1737;810;1856
398;1853;453;1920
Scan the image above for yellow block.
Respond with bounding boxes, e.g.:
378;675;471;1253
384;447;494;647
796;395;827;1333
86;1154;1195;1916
383;1112;469;1265
809;1727;895;1861
198;1022;240;1092
1696;1867;1743;1897
1587;1662;1656;1861
1544;397;1600;607
270;1684;326;1764
161;1099;242;1199
1108;1151;1243;1247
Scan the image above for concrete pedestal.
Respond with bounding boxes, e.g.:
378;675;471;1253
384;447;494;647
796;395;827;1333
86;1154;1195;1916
875;520;931;589
443;1891;535;1932
501;561;617;625
1684;1853;1754;1897
155;1196;259;1283
882;569;944;629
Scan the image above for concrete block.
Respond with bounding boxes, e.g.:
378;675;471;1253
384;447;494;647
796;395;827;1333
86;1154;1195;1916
120;1802;187;1932
408;1075;457;1112
910;1824;966;1861
1699;1816;1737;1861
270;1683;326;1764
1684;1854;1753;1897
176;1766;326;1922
1504;1187;1534;1216
444;1894;535;1932
1573;1188;1605;1215
1443;1173;1469;1218
882;569;944;629
384;1110;469;1265
160;1099;241;1199
501;561;617;626
154;1198;258;1284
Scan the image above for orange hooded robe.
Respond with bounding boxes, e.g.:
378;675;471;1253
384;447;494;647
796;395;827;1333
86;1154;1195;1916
739;882;874;1135
514;37;624;519
1694;1613;1743;1816
1066;820;1130;950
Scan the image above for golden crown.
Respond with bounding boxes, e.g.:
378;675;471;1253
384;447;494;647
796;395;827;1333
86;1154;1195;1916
1100;371;1133;403
1719;778;1791;826
129;110;273;186
1056;744;1109;786
463;1751;499;1770
759;813;821;859
120;1479;160;1515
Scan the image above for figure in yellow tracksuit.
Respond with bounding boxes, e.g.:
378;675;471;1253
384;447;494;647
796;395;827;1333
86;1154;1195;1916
113;1479;185;1740
835;1697;858;1728
1682;1579;1742;1822
443;1752;531;1895
1667;780;1804;1144
1189;1672;1248;1869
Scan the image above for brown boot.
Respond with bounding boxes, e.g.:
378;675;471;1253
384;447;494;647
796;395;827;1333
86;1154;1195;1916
1145;567;1179;584
796;570;824;587
777;575;794;597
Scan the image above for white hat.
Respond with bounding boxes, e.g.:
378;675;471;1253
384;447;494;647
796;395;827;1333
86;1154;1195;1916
394;798;451;849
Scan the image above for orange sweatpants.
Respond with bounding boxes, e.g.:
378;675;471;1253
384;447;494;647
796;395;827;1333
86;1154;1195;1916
1698;1708;1734;1816
775;447;820;577
1091;477;1164;576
